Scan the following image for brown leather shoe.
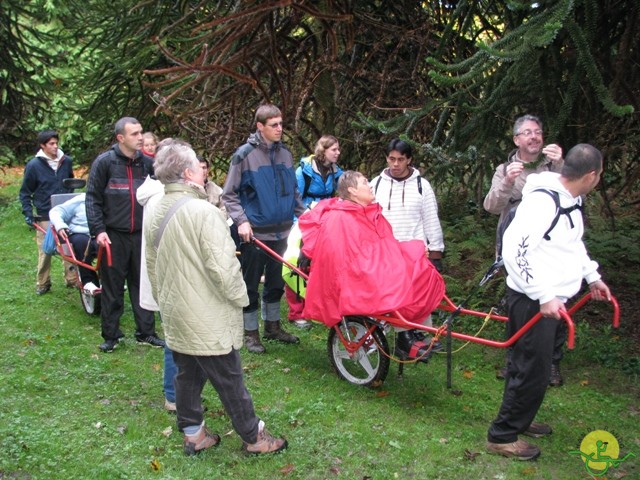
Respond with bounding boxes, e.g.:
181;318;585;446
486;439;541;461
523;422;552;438
242;423;288;455
244;329;266;354
549;363;563;386
183;427;221;456
263;321;299;344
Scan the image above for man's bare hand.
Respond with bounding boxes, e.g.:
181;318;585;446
505;161;524;184
539;297;566;320
96;232;111;247
237;222;253;243
542;144;563;163
589;280;611;302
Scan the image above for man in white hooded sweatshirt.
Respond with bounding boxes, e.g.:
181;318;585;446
486;143;611;461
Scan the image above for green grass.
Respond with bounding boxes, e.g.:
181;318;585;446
1;170;638;479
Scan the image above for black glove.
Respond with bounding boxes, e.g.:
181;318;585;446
297;251;312;273
25;216;35;228
430;258;443;274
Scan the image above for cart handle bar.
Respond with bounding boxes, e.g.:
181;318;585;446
252;237;308;280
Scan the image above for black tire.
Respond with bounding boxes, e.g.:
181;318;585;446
80;289;101;316
327;316;390;386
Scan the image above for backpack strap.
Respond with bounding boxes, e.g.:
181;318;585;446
532;189;582;240
417;176;422;195
302;171;313;199
154;196;193;249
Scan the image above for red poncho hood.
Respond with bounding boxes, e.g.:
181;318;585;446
299;198;445;327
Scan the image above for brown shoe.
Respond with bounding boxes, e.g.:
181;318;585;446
244;329;266;354
264;321;299;344
183;426;221;456
486;439;541;461
523;422;552;438
549;363;563;387
242;423;288;455
496;366;508;380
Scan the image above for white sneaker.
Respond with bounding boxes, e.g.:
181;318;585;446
83;282;99;294
164;399;176;412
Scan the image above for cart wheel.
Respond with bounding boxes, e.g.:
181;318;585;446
327;316;390;386
80;289;101;316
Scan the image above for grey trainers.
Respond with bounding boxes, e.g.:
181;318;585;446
183;426;221;456
242;422;287;455
486;439;541;461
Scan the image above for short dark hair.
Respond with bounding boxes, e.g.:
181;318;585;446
37;130;59;147
385;139;413;158
561;144;603;180
114;117;140;136
254;104;282;125
197;155;210;167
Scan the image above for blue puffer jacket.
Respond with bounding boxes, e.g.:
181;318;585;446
19;152;74;220
222;132;305;241
295;155;343;208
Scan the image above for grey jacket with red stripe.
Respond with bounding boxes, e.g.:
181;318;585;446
86;144;154;236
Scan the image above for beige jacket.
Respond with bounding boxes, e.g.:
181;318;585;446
483;150;564;224
145;183;248;356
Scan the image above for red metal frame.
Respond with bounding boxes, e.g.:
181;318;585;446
253;237;620;352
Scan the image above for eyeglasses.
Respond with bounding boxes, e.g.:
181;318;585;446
265;121;283;128
516;129;543;137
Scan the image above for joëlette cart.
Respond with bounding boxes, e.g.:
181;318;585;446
254;238;620;388
33;179;112;316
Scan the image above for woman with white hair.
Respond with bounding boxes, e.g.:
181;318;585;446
145;142;287;456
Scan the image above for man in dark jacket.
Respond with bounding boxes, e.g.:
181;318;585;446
222;104;306;354
20;130;76;295
86;117;164;353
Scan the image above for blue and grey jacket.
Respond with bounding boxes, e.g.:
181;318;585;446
222;132;305;241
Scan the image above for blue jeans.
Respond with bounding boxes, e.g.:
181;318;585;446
164;345;177;403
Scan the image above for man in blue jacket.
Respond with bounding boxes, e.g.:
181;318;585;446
86;117;164;353
222;104;306;353
20;130;76;295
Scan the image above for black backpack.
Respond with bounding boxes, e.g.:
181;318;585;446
496;188;582;259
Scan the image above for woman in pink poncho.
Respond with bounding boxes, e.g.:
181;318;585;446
298;171;445;362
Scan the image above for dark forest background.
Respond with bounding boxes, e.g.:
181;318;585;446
2;0;638;223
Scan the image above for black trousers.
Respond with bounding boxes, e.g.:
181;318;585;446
240;239;288;313
172;349;260;444
488;287;560;443
99;229;156;341
68;233;98;285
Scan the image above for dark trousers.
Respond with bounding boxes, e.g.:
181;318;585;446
99;229;156;341
68;233;98;285
172;349;260;443
240;239;287;313
488;287;559;443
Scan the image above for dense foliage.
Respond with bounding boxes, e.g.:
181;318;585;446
2;1;638;220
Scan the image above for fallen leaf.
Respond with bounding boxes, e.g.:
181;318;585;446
521;466;536;475
439;438;448;444
376;390;390;398
94;422;103;429
389;440;401;449
282;367;291;373
279;463;295;475
161;426;173;437
117;425;127;435
463;370;474;379
329;466;341;475
463;449;480;461
152;363;161;372
580;379;590;386
100;399;111;405
150;459;161;471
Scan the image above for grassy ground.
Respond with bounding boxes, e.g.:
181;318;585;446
1;168;638;480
